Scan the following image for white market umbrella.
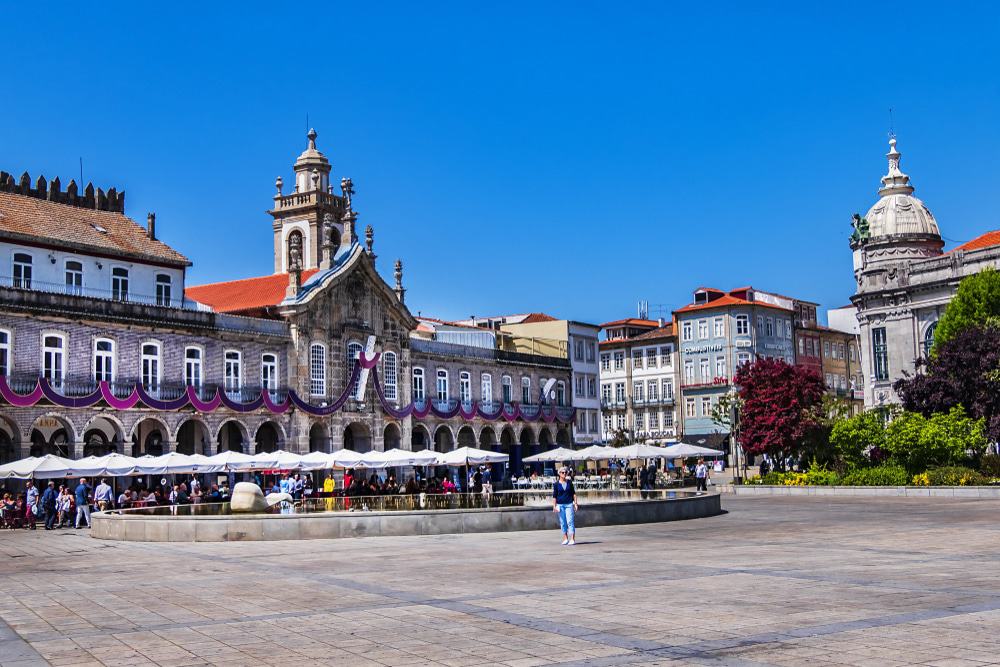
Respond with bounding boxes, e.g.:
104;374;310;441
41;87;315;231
523;447;578;463
133;452;206;475
372;448;439;467
70;453;140;477
662;443;725;458
298;451;336;470
0;456;36;479
3;454;75;479
611;443;672;460
330;449;367;469
571;445;619;461
248;450;303;470
436;446;508;466
273;450;305;470
205;450;256;472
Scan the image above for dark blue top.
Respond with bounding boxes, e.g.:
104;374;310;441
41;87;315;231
552;480;576;504
42;487;57;507
74;483;91;506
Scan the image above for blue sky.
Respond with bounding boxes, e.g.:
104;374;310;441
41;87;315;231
2;2;998;324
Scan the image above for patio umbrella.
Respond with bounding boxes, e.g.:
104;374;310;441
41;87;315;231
662;443;725;458
298;451;336;470
2;454;75;479
523;447;578;463
71;453;140;477
436;447;509;493
0;456;37;479
205;450;256;472
330;448;367;468
612;443;672;459
571;445;619;461
132;452;209;475
368;448;439;467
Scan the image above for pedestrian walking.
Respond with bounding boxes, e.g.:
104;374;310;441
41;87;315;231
481;466;493;496
74;478;93;528
94;478;114;512
695;458;709;494
551;466;578;546
41;481;57;530
24;480;38;530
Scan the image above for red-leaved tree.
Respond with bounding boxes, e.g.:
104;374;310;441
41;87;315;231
734;357;826;460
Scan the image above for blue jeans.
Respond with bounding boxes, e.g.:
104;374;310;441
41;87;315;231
557;503;575;534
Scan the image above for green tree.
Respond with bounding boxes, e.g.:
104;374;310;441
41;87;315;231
933;268;1000;351
829;410;887;469
883;406;987;472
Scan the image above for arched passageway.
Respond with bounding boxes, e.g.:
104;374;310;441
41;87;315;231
176;419;211;456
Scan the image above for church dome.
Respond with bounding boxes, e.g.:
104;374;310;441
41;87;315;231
294;128;330;171
864;138;940;239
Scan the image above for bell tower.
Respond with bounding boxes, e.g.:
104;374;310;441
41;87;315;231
267;129;352;274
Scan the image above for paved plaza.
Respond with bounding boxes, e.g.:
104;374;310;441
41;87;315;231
1;496;1000;667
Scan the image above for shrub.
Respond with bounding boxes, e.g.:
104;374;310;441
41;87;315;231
980;453;1000;477
761;472;785;485
884;406;987;472
926;466;988;486
912;472;931;486
840;464;910;486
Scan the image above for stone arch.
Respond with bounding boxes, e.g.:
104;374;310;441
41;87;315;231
217;419;249;453
309;422;330;453
131;416;169;457
383;422;402;450
478;425;497;449
82;415;125;457
433;424;455;452
411;423;431;451
254;421;284;454
538;427;554;450
29;413;76;458
556;426;571;447
0;415;19;464
518;425;536;448
343;422;372;453
176;418;211;456
457;425;476;448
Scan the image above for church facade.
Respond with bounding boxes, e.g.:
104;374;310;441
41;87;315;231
0;132;573;470
850;138;1000;408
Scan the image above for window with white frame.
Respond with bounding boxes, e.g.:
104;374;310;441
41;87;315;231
588;376;597;397
436;369;449;402
556;381;566;406
94;338;114;382
632;350;643;369
481;372;492;404
713;317;724;338
737;352;751;368
699;358;710;381
685;397;695;418
700;396;712;416
715;356;726;379
520;376;531;403
662;378;673;399
600;353;610;371
13;253;32;289
184;347;202;388
262;353;279;394
603;413;612;434
577;409;587;432
586;341;595;363
682;321;693;341
798;337;805;355
839;343;846;359
589;411;597;433
501;375;512;403
756;315;764;334
574;339;584;361
649;410;659;430
664;410;674;427
383;352;398;401
155;274;172;306
684;360;694;382
614;382;625;403
65;260;83;295
575;375;585;397
849;345;857;362
43;334;65;387
613;351;624;370
645;348;657;368
141;342;161;392
616;413;626;430
634;411;645;431
111;267;129;302
412;367;425;402
224;350;242;393
765;317;774;336
697;320;708;339
459;371;471;404
736;314;749;336
601;383;612;404
824;341;831;358
647;379;658;401
346;341;363;394
633;381;644;403
659;346;672;366
307;344;325;396
0;330;9;376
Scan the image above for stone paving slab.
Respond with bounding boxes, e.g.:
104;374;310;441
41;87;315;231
1;496;1000;666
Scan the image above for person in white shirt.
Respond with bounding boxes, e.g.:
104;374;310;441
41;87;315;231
694;458;710;494
94;479;114;512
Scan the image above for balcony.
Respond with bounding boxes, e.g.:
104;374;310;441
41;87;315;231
410;338;570;369
5;373;290;403
601;399;627;409
0;274;196;310
681;377;730;390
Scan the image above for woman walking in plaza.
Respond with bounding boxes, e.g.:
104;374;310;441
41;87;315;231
695;458;710;494
552;466;578;546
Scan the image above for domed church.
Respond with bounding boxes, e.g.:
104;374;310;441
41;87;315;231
850;138;1000;408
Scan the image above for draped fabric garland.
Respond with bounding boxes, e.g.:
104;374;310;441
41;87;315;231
0;351;574;423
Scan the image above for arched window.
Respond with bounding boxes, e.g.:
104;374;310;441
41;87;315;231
346;340;363;394
184;347;203;388
262;353;279;394
94;338;115;382
13;252;32;289
923;322;937;358
224;350;242;395
309;344;326;396
501;375;512;403
481;373;493;404
155;274;172;306
556;381;566;406
42;333;65;388
436;369;449;402
111;267;129;301
65;260;83;295
141;342;161;394
383;351;398;401
0;329;10;376
521;376;531;404
459;371;471;404
412;367;425;402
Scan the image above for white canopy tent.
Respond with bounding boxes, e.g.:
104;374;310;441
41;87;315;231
662;443;725;458
522;447;578;463
0;454;75;479
571;445;620;461
436;446;509;466
610;443;673;460
367;448;439;467
330;449;367;469
204;450;256;472
68;453;141;477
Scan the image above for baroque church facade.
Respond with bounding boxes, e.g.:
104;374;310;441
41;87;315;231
0;132;573;471
850;138;1000;408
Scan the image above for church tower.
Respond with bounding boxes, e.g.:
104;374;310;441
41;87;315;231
267;129;353;274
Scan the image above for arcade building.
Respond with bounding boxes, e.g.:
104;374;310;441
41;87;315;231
0;131;574;473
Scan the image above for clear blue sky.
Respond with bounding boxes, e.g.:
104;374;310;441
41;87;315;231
2;2;998;324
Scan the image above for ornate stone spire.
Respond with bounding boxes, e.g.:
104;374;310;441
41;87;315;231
878;137;914;197
320;212;336;270
394;259;406;304
365;224;375;258
293;128;331;193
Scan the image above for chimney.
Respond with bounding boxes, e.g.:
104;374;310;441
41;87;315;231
658;317;665;327
147;212;156;240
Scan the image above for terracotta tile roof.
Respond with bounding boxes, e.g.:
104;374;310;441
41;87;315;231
599;318;660;328
949;229;1000;253
186;270;318;314
628;323;675;341
0;191;189;266
674;294;792;314
520;312;557;323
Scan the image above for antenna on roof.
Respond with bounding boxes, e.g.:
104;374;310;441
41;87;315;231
888;107;895;139
305;112;309;133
